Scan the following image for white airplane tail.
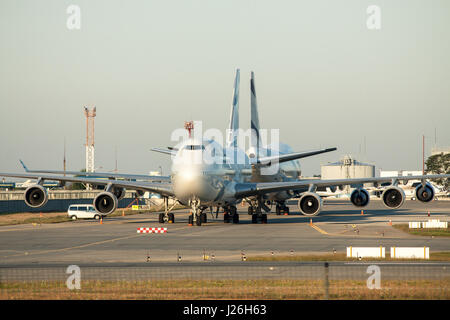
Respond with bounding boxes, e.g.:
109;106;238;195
227;68;240;149
250;71;262;160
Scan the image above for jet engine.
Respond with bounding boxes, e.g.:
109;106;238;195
350;189;370;207
93;192;118;215
381;186;405;209
297;192;323;216
112;187;126;200
24;185;48;208
415;182;435;203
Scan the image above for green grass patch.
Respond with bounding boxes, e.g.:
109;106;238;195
393;224;450;237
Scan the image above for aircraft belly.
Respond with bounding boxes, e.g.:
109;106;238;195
173;175;230;206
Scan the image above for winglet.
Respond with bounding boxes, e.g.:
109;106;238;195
19;160;29;172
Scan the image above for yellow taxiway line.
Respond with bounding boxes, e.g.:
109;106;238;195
310;223;329;235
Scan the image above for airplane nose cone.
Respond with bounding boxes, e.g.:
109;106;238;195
173;169;215;204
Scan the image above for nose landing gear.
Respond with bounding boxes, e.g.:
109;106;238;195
188;198;206;226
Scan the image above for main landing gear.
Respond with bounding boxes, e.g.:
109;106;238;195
275;202;290;215
159;197;176;224
247;205;268;224
223;206;239;224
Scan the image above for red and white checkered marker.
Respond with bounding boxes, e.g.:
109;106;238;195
137;227;168;234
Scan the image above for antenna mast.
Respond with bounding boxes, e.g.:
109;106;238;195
184;121;194;138
63;137;66;177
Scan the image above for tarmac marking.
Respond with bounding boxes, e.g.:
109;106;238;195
0;226;40;233
0;213;194;233
310;223;329;235
308;223;411;239
3;234;144;258
2;223;197;259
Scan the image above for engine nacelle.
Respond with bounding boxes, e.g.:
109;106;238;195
112;187;126;200
24;185;48;208
415;183;435;203
297;192;323;216
381;186;405;209
350;189;370;207
93;192;118;215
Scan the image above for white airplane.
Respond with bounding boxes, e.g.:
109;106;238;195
1;70;449;226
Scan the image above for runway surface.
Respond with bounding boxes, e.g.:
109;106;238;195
1;262;449;281
0;199;448;267
0;199;449;281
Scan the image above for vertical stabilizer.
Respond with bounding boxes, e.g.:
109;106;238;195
250;71;261;159
227;69;240;149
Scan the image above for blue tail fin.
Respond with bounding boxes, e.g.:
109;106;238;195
19;160;29;172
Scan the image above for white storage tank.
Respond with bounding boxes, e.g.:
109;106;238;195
321;155;375;189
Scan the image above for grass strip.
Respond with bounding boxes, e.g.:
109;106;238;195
393;224;450;237
1;279;448;300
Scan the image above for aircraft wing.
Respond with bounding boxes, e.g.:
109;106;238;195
234;174;450;198
256;148;337;166
0;172;174;197
19;160;170;181
19;161;170;182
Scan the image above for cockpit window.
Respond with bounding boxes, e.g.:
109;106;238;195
184;145;205;150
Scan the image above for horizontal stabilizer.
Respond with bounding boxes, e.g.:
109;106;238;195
150;148;177;156
256;147;337;167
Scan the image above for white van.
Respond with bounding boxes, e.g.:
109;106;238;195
67;204;103;220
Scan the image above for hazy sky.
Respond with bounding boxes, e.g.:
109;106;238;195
1;0;449;177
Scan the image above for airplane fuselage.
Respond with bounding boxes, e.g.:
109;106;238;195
169;137;305;208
